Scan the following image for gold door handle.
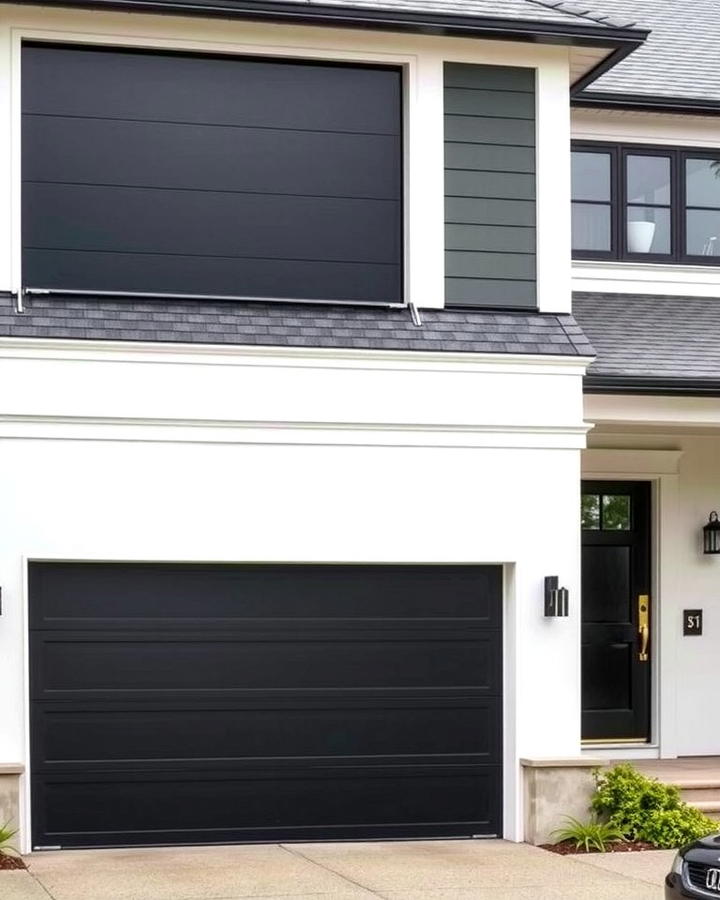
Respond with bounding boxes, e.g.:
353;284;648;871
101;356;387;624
638;594;650;662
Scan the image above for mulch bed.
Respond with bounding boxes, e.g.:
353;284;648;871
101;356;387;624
0;854;27;870
541;840;657;855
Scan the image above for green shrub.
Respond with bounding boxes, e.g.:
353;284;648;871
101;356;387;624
551;815;626;852
0;821;19;858
592;764;716;849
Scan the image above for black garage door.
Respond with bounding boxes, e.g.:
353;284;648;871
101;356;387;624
22;44;402;304
30;563;502;849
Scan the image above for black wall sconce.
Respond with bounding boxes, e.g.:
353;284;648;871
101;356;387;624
704;511;720;555
544;576;569;617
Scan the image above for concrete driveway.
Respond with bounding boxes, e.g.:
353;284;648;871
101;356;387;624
1;841;673;900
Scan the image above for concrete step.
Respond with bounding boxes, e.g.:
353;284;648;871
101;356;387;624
633;764;720;822
690;800;720;814
678;786;720;804
659;778;720;821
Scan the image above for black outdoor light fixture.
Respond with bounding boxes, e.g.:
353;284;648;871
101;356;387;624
703;511;720;555
544;576;569;617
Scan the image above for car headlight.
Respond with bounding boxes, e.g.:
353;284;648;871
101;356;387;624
671;852;685;876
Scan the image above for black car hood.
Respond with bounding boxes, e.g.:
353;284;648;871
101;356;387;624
684;833;720;860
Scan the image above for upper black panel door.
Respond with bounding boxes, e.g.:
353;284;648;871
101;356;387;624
22;44;403;304
30;563;503;848
581;481;651;742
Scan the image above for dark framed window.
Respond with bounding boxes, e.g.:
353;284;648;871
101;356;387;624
572;142;720;265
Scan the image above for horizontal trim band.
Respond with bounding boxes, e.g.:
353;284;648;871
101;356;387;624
0;335;594;372
0;415;592;449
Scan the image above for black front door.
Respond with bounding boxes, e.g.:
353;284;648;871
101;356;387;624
581;481;652;743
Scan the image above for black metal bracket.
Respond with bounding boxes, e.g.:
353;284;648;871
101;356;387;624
544;576;569;617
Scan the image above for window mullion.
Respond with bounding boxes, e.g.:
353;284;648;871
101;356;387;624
675;150;682;263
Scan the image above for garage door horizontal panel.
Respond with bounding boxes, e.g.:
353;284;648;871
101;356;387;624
23;250;400;304
34;765;501;847
23;45;402;135
23;184;400;263
29;563;503;629
34;635;499;694
32;700;502;766
23;117;401;200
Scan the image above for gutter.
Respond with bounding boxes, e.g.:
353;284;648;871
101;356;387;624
573;91;720;116
584;375;720;397
6;0;649;52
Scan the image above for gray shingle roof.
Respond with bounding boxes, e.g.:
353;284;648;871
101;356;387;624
0;294;593;357
7;0;643;30
577;0;720;103
269;0;637;28
573;291;720;380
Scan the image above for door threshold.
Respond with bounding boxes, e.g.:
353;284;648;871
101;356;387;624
582;743;659;760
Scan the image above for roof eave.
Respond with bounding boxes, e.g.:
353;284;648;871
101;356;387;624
584;375;720;397
5;0;649;51
573;91;720;116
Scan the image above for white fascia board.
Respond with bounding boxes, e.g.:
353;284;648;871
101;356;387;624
0;5;574;312
585;393;720;429
0;335;593;376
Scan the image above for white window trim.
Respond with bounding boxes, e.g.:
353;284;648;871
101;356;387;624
573;259;720;297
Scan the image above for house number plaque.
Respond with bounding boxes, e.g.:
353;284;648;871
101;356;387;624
683;609;703;636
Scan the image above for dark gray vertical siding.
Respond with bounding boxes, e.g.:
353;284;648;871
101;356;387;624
444;64;536;309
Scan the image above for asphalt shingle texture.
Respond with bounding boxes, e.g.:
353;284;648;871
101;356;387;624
573;291;720;379
310;0;635;27
578;0;720;102
0;294;594;357
8;0;639;28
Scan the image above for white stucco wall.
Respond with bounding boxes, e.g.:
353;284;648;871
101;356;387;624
583;407;720;759
0;2;588;850
0;340;591;849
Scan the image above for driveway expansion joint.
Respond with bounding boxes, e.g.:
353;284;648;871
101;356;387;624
279;844;384;898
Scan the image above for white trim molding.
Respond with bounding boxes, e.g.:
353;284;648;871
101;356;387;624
585;395;720;430
571;107;720;149
582;448;683;476
0;415;593;449
573;260;720;298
